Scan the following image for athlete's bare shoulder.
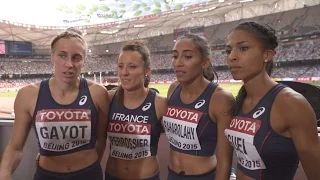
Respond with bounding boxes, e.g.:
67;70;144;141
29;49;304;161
86;79;94;85
17;82;40;101
155;93;168;108
86;79;107;92
86;79;105;90
107;89;117;102
274;86;313;118
154;92;168;120
14;82;41;116
167;81;180;99
86;79;109;105
210;85;235;118
210;85;234;105
155;93;167;103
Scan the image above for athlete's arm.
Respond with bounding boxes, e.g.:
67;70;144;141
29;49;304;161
167;81;179;99
0;85;36;178
155;94;168;132
90;83;110;162
210;87;234;180
107;89;116;104
276;89;320;180
163;81;178;131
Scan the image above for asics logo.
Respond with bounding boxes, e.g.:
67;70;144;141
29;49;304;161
253;107;265;119
142;102;152;111
79;95;87;106
195;99;206;109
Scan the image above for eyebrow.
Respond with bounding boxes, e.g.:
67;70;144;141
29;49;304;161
226;41;248;48
59;51;83;57
172;50;194;53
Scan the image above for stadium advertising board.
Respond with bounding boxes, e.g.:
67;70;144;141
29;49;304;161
297;77;312;81
0;40;5;54
5;41;32;56
312;77;320;81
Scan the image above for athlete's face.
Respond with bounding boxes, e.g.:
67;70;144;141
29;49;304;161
118;50;149;91
51;38;85;83
226;30;269;82
172;39;205;84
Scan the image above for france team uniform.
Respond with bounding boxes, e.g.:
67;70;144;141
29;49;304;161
32;78;102;180
163;82;218;180
225;84;299;180
106;89;162;180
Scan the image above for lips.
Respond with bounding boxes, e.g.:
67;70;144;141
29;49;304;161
63;72;74;77
174;70;185;76
121;79;130;83
229;66;241;71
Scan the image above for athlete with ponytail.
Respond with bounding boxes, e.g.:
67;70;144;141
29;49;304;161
163;34;234;180
224;21;320;180
105;40;167;180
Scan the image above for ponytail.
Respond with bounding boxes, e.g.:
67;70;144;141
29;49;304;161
266;60;273;76
144;74;150;88
203;61;218;82
116;86;124;107
230;85;247;116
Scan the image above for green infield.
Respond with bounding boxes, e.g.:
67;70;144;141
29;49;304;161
0;92;18;98
1;81;319;98
150;81;320;97
309;82;320;87
149;83;242;97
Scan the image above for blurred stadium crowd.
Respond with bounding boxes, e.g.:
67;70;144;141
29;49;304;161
0;5;319;90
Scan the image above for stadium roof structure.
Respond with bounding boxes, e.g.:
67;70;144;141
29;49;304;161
0;0;318;49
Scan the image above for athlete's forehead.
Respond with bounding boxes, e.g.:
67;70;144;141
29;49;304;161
118;51;143;64
227;30;259;47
